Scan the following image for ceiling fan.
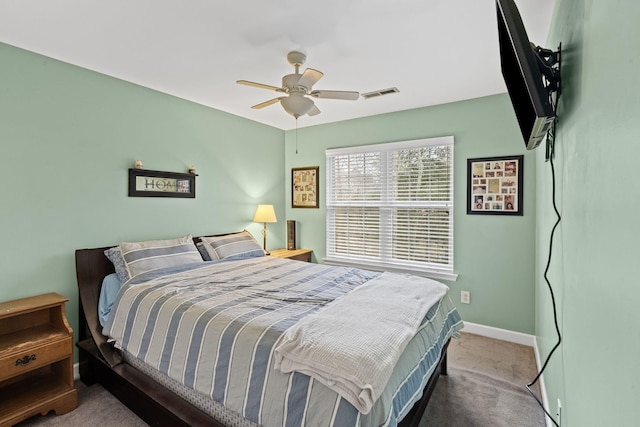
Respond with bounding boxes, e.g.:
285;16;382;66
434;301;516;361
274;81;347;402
237;51;360;118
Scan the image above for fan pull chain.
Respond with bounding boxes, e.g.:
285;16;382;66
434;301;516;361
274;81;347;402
295;118;299;154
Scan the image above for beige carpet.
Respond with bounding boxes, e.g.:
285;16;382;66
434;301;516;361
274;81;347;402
16;332;546;426
422;332;545;426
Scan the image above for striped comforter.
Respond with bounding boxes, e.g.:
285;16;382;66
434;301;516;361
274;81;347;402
105;256;462;427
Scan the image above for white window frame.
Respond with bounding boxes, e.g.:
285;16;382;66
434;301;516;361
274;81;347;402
324;136;457;281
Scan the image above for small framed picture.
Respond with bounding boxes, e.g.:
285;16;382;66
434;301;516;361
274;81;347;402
292;166;319;208
467;155;523;215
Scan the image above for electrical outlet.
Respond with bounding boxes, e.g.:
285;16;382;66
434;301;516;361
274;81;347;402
556;398;562;425
460;291;470;304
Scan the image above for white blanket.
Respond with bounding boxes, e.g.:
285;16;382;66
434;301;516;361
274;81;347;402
273;271;449;414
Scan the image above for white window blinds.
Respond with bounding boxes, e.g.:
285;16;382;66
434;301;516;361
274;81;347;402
326;137;454;277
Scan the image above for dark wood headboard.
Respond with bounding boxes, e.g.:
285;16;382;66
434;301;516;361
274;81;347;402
75;246;123;367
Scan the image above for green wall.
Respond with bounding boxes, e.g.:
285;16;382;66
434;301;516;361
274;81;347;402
538;0;640;425
284;94;537;333
6;3;638;422
0;42;285;361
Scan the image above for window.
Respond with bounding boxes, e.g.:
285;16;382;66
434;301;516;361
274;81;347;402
325;137;455;280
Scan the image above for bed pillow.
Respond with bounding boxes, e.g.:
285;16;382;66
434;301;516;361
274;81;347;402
201;230;265;260
104;246;130;284
119;234;203;279
98;273;122;328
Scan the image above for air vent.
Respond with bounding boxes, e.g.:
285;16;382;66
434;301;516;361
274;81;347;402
361;87;400;99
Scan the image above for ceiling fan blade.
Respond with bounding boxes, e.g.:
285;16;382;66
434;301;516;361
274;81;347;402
297;68;324;90
309;90;360;100
251;97;284;109
307;104;321;116
237;80;283;92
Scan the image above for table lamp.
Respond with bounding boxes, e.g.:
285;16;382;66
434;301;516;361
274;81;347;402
253;204;277;254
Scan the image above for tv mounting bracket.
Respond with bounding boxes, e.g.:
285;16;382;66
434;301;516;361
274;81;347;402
533;43;561;161
533;43;562;99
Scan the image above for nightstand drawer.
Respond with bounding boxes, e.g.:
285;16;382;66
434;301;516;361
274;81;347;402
0;337;71;381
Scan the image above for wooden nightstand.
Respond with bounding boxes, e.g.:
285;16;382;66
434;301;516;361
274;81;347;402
269;248;313;262
0;293;78;426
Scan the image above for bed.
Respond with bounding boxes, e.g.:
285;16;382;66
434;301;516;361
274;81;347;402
75;233;462;427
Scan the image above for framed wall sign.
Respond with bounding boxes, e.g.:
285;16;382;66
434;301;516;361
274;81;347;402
292;166;319;208
128;169;196;198
467;155;523;215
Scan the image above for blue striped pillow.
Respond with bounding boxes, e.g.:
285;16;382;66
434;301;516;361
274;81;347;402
119;235;203;279
201;230;265;260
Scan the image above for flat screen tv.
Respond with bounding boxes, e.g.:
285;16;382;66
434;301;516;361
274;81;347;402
496;0;556;150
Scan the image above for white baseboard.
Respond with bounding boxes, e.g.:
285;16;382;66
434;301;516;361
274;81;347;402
74;362;80;381
461;321;536;347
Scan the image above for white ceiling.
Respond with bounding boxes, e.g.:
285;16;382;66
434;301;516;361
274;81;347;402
0;0;554;130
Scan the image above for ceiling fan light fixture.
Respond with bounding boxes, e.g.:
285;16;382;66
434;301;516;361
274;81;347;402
237;50;359;119
281;93;314;118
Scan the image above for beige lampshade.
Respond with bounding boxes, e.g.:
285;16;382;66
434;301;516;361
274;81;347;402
253;204;277;223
